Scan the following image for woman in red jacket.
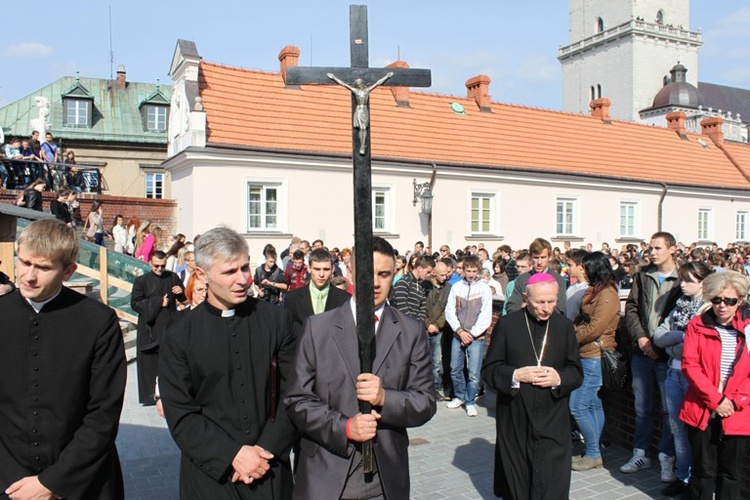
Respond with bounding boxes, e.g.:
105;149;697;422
680;270;750;500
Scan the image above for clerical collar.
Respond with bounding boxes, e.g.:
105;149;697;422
203;300;238;317
349;298;385;333
25;287;63;313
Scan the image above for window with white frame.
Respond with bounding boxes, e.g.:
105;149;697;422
737;211;748;241
471;193;494;234
620;202;638;238
247;184;279;231
698;208;712;240
146;105;168;132
145;172;164;199
64;98;91;128
372;188;391;232
556;197;577;236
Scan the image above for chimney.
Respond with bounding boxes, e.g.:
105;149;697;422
465;75;492;112
666;111;687;137
278;45;300;84
386;60;410;107
589;98;611;121
116;65;126;89
701;116;724;145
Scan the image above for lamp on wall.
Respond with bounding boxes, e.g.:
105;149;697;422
413;179;433;215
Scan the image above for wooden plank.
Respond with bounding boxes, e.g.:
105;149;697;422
114;309;137;324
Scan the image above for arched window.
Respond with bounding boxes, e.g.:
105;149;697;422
597;84;602;99
596;17;604;33
656;10;664;25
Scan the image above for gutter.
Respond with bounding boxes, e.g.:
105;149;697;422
658;182;668;231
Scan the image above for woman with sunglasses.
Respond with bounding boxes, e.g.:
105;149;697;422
653;261;713;497
680;271;750;500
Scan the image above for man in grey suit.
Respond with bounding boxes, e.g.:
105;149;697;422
285;237;436;500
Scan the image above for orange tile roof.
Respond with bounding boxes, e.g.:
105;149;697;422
198;61;750;190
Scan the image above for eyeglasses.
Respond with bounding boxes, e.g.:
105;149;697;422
710;297;740;306
152;264;167;269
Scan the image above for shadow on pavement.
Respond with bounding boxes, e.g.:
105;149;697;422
453;437;497;499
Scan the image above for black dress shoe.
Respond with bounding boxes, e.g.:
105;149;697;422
661;480;687;497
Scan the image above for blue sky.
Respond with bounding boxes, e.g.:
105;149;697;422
1;1;748;110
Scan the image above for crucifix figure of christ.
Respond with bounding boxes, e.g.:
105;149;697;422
285;4;431;474
327;71;394;155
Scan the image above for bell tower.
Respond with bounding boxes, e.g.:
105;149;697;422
558;0;702;122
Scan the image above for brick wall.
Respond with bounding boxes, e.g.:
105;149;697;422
0;190;178;234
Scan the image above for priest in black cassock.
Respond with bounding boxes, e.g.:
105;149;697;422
0;219;126;499
131;250;184;405
483;272;582;500
159;227;296;499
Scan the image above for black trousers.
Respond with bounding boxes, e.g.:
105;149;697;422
686;418;749;500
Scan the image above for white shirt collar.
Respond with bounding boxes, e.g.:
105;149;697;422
349;298;386;334
25;287;63;314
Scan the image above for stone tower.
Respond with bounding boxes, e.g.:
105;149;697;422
558;0;702;122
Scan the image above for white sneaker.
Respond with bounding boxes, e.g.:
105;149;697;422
466;404;478;417
619;448;651;473
446;398;464;409
659;452;677;483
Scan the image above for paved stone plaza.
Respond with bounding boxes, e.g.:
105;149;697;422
117;361;670;499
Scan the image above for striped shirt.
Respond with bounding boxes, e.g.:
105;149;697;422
716;325;739;383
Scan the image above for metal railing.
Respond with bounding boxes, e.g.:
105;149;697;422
1;158;105;193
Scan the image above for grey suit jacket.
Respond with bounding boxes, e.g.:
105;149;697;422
284;302;436;500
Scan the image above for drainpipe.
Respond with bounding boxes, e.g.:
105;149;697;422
658;182;668;232
428;163;437;250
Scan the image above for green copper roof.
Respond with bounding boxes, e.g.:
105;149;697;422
0;76;171;144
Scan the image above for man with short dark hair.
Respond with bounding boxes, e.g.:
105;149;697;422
0;219;126;499
620;231;681;481
390;254;434;323
160;227;296;498
506;238;567;316
285;249;309;293
254;250;285;304
131;250;185;405
284;248;350;339
425;260;452;398
285;237;436;499
311;239;325;250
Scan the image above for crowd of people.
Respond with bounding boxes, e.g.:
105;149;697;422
3;216;750;499
1;131;85;192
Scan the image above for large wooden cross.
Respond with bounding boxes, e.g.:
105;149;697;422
285;5;431;474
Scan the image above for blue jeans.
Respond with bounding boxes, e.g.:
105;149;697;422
427;333;443;389
631;354;674;455
450;336;485;405
666;368;691;481
570;357;604;458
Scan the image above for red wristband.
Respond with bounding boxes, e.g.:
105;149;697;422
345;417;354;440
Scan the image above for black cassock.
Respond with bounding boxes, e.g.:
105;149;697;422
483;309;582;500
159;298;297;499
131;270;184;404
0;288;126;499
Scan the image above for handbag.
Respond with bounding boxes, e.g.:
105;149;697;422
598;340;627;390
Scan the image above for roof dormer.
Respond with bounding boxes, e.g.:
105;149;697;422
61;75;94;128
139;83;170;132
